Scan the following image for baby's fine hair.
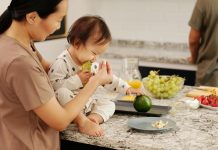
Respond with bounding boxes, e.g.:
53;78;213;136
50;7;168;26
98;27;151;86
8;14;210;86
67;15;112;46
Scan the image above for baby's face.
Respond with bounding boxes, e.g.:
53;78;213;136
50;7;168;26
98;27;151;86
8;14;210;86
77;41;109;65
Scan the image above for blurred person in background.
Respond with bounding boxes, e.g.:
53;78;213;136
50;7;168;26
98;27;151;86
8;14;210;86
188;0;218;86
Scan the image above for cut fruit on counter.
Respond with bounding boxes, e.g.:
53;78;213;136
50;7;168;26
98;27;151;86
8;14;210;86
186;89;212;97
195;95;218;107
196;86;218;95
186;86;218;97
118;95;136;102
127;80;142;89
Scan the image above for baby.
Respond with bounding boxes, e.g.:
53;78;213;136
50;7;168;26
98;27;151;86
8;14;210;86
48;15;142;136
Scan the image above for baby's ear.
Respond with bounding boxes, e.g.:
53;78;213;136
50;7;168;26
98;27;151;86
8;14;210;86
72;39;81;49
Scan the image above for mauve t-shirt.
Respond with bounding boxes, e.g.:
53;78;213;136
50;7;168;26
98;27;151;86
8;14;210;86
0;35;59;150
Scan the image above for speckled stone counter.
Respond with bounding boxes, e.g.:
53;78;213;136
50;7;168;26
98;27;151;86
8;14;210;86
61;86;218;150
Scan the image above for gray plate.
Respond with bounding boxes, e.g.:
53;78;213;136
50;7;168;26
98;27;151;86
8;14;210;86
127;117;176;132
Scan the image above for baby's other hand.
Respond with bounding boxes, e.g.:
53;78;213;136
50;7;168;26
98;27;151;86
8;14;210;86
77;71;92;85
126;87;144;95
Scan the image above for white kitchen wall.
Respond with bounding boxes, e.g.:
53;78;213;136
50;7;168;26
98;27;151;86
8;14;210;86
56;0;196;44
75;0;196;43
0;0;196;60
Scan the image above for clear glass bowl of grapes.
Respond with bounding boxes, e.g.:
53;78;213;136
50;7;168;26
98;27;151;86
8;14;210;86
142;70;185;99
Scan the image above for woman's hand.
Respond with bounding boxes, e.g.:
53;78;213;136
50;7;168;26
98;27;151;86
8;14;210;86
91;60;113;86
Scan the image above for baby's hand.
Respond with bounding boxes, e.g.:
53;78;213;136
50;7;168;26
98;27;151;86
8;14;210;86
77;71;92;85
126;87;144;95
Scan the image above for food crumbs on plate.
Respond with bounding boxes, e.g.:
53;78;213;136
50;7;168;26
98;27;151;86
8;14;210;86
152;120;168;129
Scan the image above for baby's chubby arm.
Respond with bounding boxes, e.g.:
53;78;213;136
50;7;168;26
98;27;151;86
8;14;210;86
48;59;83;91
103;74;144;95
103;75;130;94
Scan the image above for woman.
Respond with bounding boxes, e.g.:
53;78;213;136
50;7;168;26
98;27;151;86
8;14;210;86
0;0;112;150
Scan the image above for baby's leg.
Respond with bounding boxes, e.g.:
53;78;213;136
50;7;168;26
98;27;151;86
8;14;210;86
56;88;104;136
87;113;104;124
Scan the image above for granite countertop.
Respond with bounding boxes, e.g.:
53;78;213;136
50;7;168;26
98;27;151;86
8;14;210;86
61;86;218;150
101;40;197;71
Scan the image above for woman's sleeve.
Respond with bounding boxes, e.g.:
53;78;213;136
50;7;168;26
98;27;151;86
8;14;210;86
6;56;55;111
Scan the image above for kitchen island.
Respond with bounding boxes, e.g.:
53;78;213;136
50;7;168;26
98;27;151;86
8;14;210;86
61;86;218;150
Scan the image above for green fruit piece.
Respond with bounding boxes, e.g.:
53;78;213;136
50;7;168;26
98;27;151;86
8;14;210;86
82;61;92;72
133;95;152;112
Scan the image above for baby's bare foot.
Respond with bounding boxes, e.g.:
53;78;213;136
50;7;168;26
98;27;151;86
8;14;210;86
78;119;104;137
87;113;104;124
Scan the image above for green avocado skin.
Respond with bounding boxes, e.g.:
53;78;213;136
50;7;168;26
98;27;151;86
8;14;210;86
133;95;152;112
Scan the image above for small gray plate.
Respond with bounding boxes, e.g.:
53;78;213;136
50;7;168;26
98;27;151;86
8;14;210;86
127;117;176;132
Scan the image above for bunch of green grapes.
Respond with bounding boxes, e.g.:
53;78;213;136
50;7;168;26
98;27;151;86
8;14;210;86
142;70;185;99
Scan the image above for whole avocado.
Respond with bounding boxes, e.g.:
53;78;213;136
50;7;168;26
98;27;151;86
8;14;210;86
133;95;152;112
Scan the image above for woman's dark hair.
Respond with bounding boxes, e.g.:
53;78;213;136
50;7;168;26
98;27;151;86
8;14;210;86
67;15;112;46
0;0;62;34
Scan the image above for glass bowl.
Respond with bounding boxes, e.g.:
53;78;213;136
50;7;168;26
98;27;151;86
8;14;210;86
142;75;185;99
